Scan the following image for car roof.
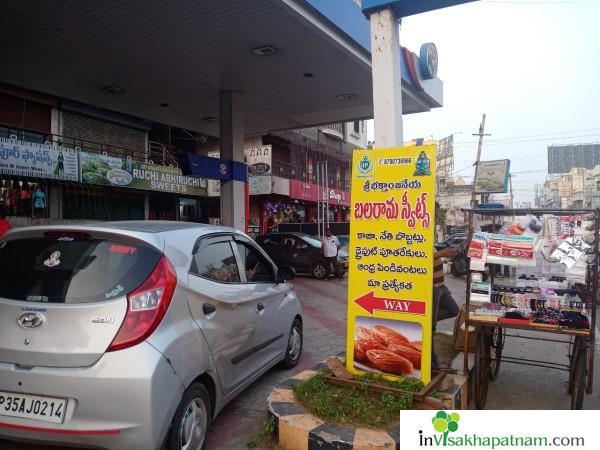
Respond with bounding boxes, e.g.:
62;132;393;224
89;221;236;234
9;221;236;235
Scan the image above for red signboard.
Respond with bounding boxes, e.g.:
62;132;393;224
289;179;350;206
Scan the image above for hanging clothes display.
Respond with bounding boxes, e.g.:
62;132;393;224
32;186;47;217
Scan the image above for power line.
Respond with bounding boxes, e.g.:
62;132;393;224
454;127;600;145
453;133;600;148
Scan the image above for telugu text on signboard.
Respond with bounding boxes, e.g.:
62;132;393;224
0;138;79;181
346;145;436;383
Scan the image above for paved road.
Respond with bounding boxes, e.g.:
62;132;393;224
1;275;598;450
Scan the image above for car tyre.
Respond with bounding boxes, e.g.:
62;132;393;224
281;318;303;369
312;262;328;280
168;383;211;450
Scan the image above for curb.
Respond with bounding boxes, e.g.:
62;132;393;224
267;358;468;450
267;364;398;450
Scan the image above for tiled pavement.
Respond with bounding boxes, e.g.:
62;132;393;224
206;276;349;450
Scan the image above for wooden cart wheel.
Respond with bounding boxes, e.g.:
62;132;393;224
474;330;491;409
570;343;587;410
489;327;504;382
568;336;585;395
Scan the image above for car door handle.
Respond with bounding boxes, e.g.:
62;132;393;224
203;303;216;315
257;303;265;314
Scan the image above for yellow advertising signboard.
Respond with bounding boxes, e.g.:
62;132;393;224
346;145;436;384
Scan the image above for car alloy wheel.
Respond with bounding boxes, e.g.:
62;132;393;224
281;318;303;369
288;326;302;361
312;263;327;279
179;397;208;450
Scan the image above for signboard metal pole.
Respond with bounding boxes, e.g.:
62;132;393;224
316;162;321;239
325;160;330;228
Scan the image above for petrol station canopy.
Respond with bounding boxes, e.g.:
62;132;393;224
0;0;469;136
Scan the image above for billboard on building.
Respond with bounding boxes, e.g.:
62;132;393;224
436;134;454;178
80;152;207;196
548;144;600;174
244;145;272;176
0;138;79;181
474;159;510;194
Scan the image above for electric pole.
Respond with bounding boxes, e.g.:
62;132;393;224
471;113;492;206
509;174;514;209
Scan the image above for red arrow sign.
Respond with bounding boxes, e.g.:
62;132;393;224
355;291;426;316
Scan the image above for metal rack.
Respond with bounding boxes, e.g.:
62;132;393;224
462;208;598;409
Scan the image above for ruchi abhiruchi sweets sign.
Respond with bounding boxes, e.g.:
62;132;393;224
80;152;207;196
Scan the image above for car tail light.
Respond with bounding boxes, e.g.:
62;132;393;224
107;256;177;352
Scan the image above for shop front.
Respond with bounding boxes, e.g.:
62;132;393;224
0;137;78;222
79;151;208;221
0;137;209;224
249;174;294;236
289;179;351;224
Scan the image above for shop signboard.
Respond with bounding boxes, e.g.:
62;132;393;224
346;146;436;384
206;150;221;197
0;138;79;181
249;175;271;195
80;152;207;196
326;187;350;206
244;145;271;176
289;179;350;206
272;176;290;196
289;179;318;202
474;159;510;194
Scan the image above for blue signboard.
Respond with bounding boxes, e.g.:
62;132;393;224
179;152;247;182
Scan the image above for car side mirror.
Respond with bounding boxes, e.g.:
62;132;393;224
277;266;296;282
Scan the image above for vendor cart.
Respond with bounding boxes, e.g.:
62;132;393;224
462;208;598;410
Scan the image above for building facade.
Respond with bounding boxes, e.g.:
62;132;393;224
540;167;593;209
0;85;366;234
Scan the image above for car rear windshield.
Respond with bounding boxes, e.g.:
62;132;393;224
0;236;162;304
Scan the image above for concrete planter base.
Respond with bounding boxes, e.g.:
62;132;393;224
267;359;468;450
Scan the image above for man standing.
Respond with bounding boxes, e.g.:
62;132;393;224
321;227;340;280
432;245;460;369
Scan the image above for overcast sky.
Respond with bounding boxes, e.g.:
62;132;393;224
367;0;600;203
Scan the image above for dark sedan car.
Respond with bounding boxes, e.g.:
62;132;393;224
256;232;349;279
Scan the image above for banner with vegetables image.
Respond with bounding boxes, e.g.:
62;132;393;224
80;152;207;196
346;145;436;384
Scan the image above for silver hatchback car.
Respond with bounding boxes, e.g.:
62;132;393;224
0;222;303;450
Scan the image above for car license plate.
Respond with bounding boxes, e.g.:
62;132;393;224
0;391;67;424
